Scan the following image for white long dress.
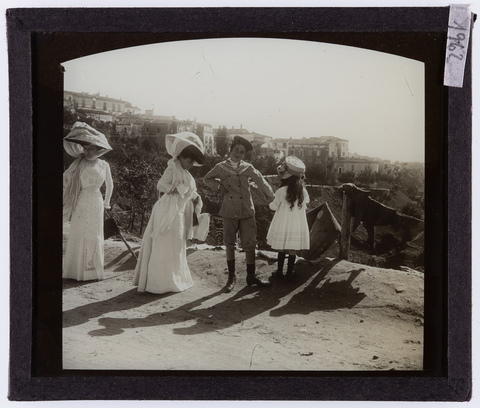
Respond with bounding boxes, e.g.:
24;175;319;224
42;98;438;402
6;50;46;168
63;159;113;281
266;186;310;251
132;160;200;294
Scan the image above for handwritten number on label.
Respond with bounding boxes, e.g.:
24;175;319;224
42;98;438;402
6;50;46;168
448;53;464;61
447;21;467;63
448;20;466;31
444;5;471;87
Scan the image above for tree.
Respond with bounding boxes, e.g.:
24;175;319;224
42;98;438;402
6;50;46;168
215;126;228;157
107;136;168;236
338;171;355;183
376;164;396;183
401;202;423;219
305;162;328;185
356;166;376;186
394;165;424;202
250;154;278;176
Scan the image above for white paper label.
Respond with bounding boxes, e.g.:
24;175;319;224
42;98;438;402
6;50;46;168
444;4;472;88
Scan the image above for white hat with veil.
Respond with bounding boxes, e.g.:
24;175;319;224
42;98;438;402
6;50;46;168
165;131;205;166
63;122;112;158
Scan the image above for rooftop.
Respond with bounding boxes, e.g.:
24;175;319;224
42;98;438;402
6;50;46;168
64;90;126;104
272;136;349;144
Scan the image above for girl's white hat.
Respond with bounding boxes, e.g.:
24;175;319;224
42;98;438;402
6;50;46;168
165;131;205;166
63;122;113;158
277;156;306;179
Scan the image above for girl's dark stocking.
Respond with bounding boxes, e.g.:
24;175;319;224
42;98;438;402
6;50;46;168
286;254;296;281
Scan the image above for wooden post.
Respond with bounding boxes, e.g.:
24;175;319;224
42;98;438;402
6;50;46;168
339;190;351;260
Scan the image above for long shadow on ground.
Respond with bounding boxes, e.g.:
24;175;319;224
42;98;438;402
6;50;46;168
88;261;332;337
106;250;139;272
64;248;199;330
269;266;366;316
63;289;173;328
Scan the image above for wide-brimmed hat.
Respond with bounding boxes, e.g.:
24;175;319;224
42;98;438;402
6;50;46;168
63;122;113;158
165;132;205;166
231;135;253;152
277;155;306;179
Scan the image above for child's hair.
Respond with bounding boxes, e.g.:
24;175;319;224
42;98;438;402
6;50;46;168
178;145;204;164
281;175;305;210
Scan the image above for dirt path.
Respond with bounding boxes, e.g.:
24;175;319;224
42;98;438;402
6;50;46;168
62;238;424;371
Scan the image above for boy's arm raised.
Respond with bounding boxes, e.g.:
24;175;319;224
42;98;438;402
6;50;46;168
250;167;274;200
203;165;222;191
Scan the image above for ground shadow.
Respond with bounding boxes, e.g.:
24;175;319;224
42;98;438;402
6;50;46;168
65;247;201;332
88;263;321;337
89;287;226;336
62;279;100;289
104;248;131;270
111;253;138;272
63;288;173;328
269;266;366;316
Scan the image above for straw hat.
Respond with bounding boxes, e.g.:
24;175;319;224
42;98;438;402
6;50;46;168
63;122;112;158
165;131;205;166
277;156;306;179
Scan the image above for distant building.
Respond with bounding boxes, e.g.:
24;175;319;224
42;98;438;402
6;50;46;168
202;123;215;156
214;125;273;156
257;144;284;161
333;158;381;175
269;136;349;163
142;117;177;149
64;90;216;154
115;117;145;136
225;125;272;144
177;120;216;155
270;138;291;158
250;131;273;149
63;90;141;119
123;102;141;115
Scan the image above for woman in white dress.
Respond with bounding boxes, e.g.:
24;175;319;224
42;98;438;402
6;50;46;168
267;156;310;282
133;132;205;294
63;122;113;281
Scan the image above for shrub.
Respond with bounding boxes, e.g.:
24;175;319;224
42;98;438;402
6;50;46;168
338;171;355;183
401;202;422;219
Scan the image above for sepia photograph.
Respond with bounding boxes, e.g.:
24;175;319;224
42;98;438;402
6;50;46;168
7;5;473;403
61;38;426;371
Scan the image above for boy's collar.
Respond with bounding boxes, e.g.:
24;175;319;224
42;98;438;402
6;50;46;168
227;158;242;166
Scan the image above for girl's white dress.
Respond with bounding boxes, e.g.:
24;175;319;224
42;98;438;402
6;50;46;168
133;159;201;294
63;159;113;281
267;186;310;251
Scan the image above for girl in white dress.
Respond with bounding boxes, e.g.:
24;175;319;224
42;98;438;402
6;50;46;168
267;156;310;282
133;132;205;294
63;122;113;281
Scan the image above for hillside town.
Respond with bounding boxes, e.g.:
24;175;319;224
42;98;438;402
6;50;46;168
64;90;410;184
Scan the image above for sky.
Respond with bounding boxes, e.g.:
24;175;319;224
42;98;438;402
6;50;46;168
63;37;425;163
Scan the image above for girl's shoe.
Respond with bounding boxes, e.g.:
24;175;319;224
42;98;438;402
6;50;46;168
268;271;284;283
285;271;295;282
285;254;297;282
